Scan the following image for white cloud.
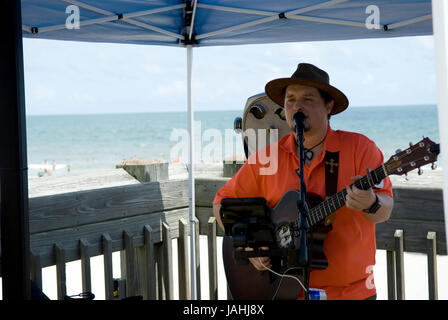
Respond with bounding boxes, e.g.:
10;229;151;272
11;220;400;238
68;92;95;103
362;72;375;85
261;63;282;74
32;83;56;102
415;36;434;50
155;80;186;96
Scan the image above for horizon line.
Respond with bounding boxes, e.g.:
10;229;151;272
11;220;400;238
26;103;438;117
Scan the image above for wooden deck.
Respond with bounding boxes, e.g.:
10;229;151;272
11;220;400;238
10;163;448;300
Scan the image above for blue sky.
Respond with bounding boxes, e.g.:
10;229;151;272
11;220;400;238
23;35;437;115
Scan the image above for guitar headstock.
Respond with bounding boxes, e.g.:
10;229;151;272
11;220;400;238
385;138;440;176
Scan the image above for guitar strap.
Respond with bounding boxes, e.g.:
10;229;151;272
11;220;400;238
324;151;339;225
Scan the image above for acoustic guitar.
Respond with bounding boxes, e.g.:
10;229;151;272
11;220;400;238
221;138;440;300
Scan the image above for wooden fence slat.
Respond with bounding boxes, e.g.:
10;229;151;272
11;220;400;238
394;229;405;300
144;225;157;300
178;219;190;300
55;244;67;300
227;283;233;300
30;251;42;290
124;231;137;297
135;225;156;300
195;217;201;299
427;231;438;300
386;250;396;300
162;222;173;300
155;242;164;299
102;233;114;300
208;217;218;300
79;238;92;293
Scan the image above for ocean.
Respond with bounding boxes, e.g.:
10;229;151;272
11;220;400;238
26;104;440;176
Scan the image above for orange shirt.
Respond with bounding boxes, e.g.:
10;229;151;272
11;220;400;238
213;125;393;300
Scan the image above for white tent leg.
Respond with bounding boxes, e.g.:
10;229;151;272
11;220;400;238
432;0;448;249
187;44;197;300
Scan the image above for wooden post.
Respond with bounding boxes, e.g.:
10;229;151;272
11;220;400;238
135;225;157;300
145;225;157;300
222;159;244;177
386;250;396;300
394;229;405;300
155;242;164;299
124;231;137;297
208;217;218;300
79;239;92;294
116;159;169;182
30;251;42;290
162;222;174;300
102;233;114;300
427;231;438;300
178;219;190;299
195;217;201;299
55;244;66;300
227;283;233;300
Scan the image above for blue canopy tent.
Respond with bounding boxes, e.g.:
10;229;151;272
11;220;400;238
2;0;447;299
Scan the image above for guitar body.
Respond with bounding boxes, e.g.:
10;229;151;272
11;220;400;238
223;190;331;300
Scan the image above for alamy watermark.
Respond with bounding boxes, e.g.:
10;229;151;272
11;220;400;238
365;5;381;30
169;121;279;176
64;4;382;31
65;5;80;30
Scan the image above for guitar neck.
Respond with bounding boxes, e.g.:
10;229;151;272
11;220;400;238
308;164;388;226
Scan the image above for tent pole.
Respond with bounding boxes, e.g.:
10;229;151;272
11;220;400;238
1;0;31;299
432;0;448;249
187;44;197;300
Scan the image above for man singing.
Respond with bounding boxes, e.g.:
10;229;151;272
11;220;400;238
213;63;394;300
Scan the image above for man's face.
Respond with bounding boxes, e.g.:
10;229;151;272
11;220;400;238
284;84;333;136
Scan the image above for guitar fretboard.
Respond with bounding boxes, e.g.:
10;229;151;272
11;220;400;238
308;165;388;226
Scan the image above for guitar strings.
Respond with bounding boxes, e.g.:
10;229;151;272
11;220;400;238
258;258;308;300
310;165;387;224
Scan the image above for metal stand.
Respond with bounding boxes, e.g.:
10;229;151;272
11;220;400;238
293;112;311;300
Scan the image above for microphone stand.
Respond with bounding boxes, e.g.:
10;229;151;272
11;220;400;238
293;112;311;300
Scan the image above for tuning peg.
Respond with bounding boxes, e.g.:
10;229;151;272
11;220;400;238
431;162;437;170
409;142;413;147
418;167;423;175
395;149;402;154
405;173;409;181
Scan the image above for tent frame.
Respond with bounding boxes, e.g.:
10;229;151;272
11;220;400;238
22;0;433;44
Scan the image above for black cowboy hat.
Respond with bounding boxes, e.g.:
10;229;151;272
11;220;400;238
265;63;349;115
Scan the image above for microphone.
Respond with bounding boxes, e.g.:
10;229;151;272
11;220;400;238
293;112;305;138
293;112;305;130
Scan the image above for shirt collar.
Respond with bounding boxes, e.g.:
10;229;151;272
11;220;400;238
280;124;339;157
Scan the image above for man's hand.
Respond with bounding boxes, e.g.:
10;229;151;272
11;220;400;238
345;175;394;224
345;175;376;211
246;247;271;271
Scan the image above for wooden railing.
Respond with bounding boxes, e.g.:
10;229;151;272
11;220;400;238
375;185;446;300
4;175;447;300
28;179;191;299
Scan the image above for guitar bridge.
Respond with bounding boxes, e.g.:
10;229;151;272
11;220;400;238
289;221;300;238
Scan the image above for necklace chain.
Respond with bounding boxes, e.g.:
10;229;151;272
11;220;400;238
305;136;326;152
303;136;326;161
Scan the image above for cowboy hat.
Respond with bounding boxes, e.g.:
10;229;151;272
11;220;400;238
265;63;349;115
